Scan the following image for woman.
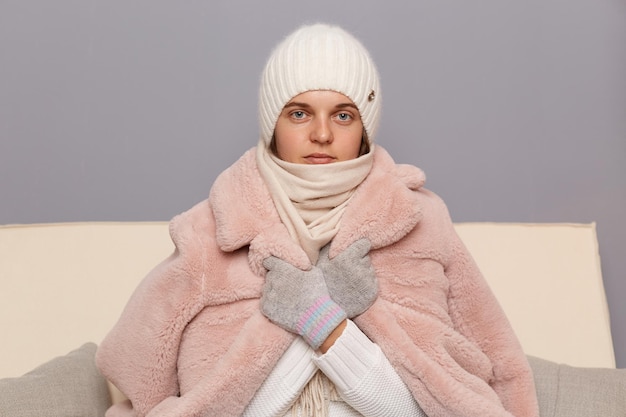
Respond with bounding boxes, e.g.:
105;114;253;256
97;23;540;417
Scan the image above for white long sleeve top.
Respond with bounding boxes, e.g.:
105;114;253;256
243;320;427;416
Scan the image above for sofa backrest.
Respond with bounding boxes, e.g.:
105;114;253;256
454;222;614;368
0;221;615;378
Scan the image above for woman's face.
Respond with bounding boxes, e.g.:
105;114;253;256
273;90;364;164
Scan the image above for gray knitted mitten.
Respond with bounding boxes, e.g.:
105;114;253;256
317;238;378;318
261;256;347;349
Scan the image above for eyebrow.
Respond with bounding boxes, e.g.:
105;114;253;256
283;101;359;111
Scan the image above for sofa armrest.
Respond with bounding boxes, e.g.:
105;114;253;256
528;356;626;417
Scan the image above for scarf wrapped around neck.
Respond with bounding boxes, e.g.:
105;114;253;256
255;141;374;263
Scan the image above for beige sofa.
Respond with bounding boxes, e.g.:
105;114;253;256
1;221;624;416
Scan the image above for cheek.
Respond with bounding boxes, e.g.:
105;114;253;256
273;125;300;161
338;128;364;159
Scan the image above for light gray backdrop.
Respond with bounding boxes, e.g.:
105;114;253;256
1;1;625;367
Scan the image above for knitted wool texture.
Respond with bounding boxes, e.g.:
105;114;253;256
258;23;382;147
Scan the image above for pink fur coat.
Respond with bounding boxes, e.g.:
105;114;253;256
96;146;539;417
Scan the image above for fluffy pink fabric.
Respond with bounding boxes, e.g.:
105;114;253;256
96;147;539;417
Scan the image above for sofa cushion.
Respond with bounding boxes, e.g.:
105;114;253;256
0;343;111;417
528;355;626;417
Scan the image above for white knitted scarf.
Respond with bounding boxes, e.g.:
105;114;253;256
255;142;374;264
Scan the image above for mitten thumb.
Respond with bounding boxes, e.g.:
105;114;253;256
343;238;371;259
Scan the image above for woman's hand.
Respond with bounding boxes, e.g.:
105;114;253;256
317;238;378;318
261;257;347;350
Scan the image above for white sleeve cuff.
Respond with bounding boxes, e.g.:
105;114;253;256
312;319;380;392
278;336;318;388
312;321;427;417
242;337;317;416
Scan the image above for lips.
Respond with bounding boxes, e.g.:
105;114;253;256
304;153;336;164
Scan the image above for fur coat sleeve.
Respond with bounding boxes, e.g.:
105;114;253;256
95;199;295;417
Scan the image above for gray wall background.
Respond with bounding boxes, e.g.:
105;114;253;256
1;1;625;367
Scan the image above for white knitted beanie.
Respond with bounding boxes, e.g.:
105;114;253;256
259;23;381;147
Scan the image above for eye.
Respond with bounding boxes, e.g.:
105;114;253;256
336;112;352;122
290;110;306;120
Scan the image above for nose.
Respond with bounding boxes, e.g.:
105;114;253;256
310;118;333;144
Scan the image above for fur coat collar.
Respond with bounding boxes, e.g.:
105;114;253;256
210;146;426;273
